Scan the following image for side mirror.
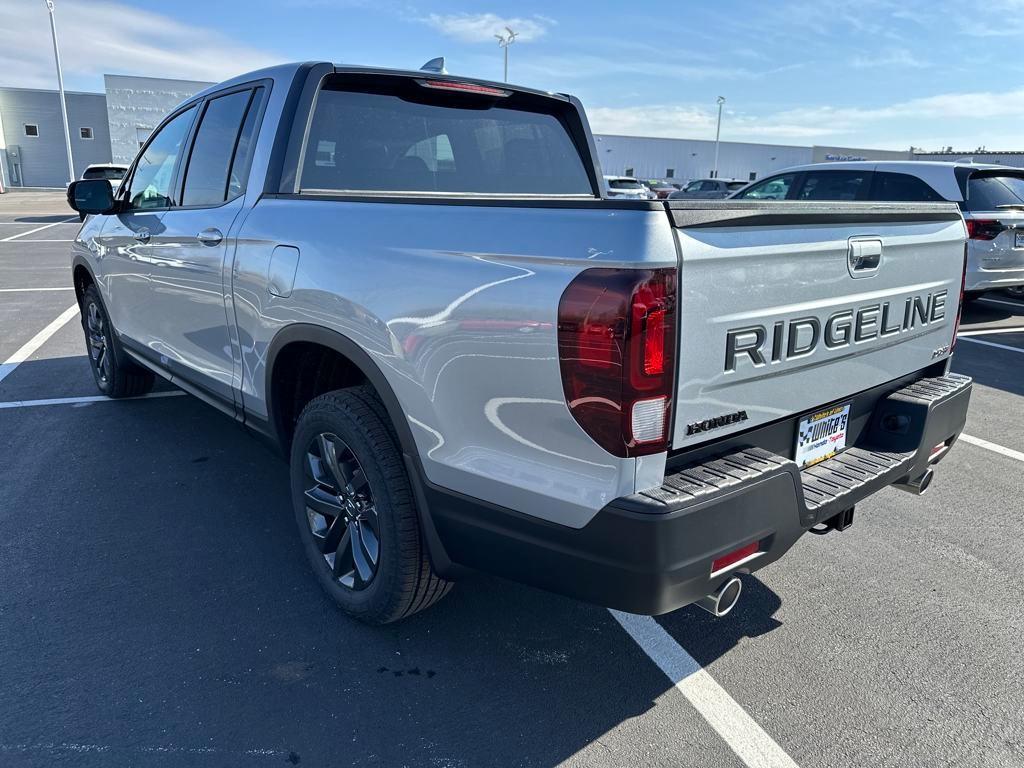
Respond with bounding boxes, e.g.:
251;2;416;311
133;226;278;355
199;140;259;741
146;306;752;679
68;179;117;215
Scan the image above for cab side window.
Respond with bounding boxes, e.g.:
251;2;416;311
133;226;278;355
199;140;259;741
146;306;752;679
732;173;796;200
127;105;197;210
181;88;263;207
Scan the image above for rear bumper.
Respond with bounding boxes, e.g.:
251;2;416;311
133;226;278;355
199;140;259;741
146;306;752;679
428;372;972;615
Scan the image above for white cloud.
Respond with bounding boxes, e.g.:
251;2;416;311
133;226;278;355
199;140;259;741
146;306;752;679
0;0;279;91
851;49;928;69
421;13;553;44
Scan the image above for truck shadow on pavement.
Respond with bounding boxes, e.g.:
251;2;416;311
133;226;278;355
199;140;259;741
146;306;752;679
0;356;786;767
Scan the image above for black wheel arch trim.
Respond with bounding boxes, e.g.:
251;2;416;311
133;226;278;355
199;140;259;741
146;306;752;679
262;323;456;574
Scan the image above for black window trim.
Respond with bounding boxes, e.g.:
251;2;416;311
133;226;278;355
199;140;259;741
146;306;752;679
173;80;271;211
287;68;601;201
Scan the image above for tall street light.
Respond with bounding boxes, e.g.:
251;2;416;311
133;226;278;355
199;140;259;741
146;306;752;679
45;0;75;184
495;27;517;82
712;96;726;179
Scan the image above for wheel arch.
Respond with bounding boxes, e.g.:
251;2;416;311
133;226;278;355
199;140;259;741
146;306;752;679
263;324;455;573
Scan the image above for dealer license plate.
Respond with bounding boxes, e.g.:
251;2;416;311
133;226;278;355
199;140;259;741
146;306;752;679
796;403;851;468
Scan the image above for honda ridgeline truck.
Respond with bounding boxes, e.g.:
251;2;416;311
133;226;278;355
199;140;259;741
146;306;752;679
68;63;972;623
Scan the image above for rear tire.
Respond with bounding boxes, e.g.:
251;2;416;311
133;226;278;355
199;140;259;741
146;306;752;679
81;285;155;398
290;386;451;624
1005;286;1024;300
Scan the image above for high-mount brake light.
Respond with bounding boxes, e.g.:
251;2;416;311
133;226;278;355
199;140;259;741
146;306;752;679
416;79;511;97
966;219;1002;240
557;268;677;457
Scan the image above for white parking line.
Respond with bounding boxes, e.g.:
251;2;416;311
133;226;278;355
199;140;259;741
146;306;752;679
959;434;1024;464
0;391;185;410
978;297;1024;311
0;304;79;385
0;239;75;243
0;287;74;293
0;218;77;242
959;337;1024;354
611;611;799;768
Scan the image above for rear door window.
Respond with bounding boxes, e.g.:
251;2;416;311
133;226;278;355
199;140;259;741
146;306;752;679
299;77;593;196
181;88;261;207
796;170;868;201
964;174;1024;211
870;172;944;202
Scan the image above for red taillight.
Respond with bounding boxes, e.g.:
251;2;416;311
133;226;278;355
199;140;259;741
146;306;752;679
966;219;1002;240
557;268;676;457
711;541;760;574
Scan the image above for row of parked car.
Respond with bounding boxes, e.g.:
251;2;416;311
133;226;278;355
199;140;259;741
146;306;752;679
605;161;1024;299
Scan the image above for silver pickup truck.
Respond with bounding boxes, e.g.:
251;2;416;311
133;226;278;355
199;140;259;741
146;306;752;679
68;62;972;624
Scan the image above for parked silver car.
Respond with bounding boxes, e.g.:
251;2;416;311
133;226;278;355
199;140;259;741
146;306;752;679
731;160;1024;299
668;178;748;200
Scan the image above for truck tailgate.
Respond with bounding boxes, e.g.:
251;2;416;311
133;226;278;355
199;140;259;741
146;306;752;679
667;201;966;450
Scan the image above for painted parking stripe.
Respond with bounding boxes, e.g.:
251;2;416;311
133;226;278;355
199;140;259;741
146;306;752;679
0;239;75;243
0;218;78;242
959;434;1024;464
611;611;799;768
0;287;74;293
959;337;1024;354
0;304;79;385
958;326;1024;336
0;391;185;410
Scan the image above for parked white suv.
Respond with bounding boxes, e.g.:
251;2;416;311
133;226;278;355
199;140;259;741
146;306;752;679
603;175;653;199
731;161;1024;299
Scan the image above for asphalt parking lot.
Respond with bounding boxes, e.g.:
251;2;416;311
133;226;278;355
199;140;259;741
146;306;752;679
1;191;1023;768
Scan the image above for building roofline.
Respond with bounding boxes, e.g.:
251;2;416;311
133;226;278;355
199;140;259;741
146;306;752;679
0;84;104;97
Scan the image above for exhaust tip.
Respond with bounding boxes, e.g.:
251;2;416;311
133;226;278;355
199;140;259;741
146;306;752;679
696;576;742;617
895;468;933;496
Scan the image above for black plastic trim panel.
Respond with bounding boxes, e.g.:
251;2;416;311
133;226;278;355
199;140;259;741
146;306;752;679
666;200;964;229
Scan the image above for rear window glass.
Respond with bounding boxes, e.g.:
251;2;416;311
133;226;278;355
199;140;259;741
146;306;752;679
797;171;867;201
83;168;125;181
300;78;593;196
609;179;642;189
871;172;944;202
726;181;747;191
964;174;1024;211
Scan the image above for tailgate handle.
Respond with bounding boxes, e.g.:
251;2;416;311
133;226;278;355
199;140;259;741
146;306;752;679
848;238;882;277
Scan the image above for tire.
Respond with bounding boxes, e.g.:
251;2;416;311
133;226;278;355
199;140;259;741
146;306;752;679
80;285;155;398
290;386;451;624
1005;286;1024;300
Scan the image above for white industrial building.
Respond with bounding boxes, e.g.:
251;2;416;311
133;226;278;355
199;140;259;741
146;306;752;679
3;73;1024;190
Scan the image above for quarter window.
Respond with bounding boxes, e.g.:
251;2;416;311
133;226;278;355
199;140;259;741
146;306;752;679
127;105;197;210
181;89;257;207
871;172;943;202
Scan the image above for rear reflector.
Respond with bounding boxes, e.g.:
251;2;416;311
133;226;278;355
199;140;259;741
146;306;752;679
416;79;510;97
929;441;948;461
711;541;760;574
631;397;667;444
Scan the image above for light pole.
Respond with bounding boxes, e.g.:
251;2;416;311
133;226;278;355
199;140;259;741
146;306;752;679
712;96;725;179
45;0;75;184
495;27;517;82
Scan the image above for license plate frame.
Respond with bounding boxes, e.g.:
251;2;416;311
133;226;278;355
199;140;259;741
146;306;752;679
795;403;851;469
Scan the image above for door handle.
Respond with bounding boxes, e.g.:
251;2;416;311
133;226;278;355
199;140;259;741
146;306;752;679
133;228;150;244
196;228;223;246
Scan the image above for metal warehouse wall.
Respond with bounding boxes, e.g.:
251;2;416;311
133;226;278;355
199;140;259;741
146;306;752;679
0;87;112;187
914;152;1024;169
105;75;213;164
593;134;812;183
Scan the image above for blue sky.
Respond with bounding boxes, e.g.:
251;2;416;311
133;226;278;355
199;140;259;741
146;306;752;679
4;0;1024;150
